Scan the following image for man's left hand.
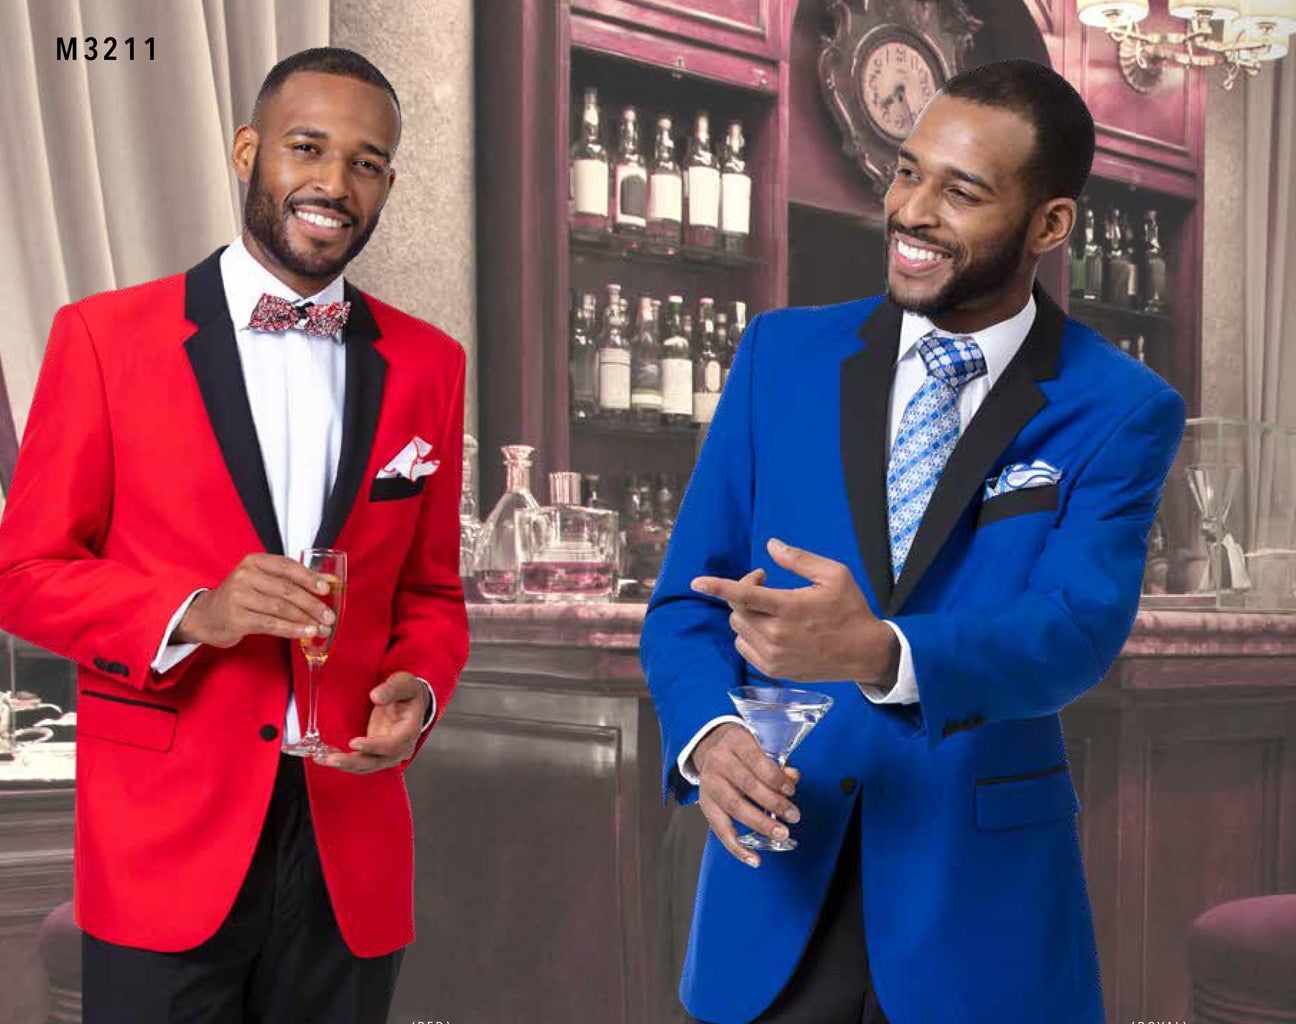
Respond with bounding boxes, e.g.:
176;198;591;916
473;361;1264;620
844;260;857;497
314;671;429;773
692;538;899;687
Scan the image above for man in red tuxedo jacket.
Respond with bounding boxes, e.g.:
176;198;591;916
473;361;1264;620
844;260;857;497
0;48;468;1023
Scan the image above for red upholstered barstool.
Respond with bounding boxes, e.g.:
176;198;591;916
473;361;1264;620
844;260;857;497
36;900;82;1023
1189;894;1296;1023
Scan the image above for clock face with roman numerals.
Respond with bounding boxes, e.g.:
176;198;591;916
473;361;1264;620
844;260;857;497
862;39;942;142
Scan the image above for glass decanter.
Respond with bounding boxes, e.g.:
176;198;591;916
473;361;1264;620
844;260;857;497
474;445;540;602
459;434;481;598
516;471;620;602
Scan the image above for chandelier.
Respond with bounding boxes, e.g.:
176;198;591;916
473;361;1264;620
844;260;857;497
1077;0;1296;90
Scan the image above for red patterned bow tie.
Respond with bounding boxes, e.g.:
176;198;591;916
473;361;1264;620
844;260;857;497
248;293;350;337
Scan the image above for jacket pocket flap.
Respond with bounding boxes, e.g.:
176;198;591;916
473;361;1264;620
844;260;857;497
78;690;178;752
975;765;1079;831
977;483;1059;527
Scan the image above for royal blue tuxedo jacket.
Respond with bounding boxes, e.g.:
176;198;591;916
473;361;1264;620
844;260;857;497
640;283;1186;1024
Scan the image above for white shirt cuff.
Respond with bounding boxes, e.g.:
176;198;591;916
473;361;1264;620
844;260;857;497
150;588;207;674
857;620;919;704
676;715;749;786
415;677;437;734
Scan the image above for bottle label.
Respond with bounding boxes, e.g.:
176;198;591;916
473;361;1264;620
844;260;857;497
649;173;682;223
704;360;722;392
687;167;721;229
573;159;609;217
631;354;663;407
598;350;631;410
692;391;720;423
616;167;648;226
662;358;693;415
721;173;752;236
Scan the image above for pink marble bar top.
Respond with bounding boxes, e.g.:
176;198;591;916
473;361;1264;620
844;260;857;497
466;602;1296;659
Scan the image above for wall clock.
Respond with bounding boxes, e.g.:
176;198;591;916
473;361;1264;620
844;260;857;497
819;0;983;195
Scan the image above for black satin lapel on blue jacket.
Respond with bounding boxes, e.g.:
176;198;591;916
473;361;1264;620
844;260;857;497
886;281;1064;614
312;282;386;551
183;246;284;556
841;298;904;612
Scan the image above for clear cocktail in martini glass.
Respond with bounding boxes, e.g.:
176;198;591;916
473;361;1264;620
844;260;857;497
728;685;834;852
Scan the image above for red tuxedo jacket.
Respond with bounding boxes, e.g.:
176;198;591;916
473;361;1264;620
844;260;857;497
0;247;469;956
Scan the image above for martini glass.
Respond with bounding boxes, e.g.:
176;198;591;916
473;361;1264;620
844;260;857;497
727;686;834;852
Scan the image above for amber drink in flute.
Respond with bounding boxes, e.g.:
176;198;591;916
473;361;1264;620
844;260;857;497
282;548;346;758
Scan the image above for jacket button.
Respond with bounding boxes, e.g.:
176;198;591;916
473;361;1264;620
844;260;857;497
840;776;857;795
260;724;279;742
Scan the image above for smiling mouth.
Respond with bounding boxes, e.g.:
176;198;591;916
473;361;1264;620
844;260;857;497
291;205;353;233
890;233;954;275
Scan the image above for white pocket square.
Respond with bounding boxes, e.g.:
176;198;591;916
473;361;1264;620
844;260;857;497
377;436;440;481
984;459;1063;500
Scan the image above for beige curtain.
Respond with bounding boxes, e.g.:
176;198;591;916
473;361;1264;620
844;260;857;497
1242;59;1296;555
0;0;328;447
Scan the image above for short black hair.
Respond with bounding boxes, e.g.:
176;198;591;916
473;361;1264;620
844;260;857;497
251;47;400;134
940;59;1094;205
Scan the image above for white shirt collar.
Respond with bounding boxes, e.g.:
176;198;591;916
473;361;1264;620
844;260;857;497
220;234;346;341
897;292;1037;388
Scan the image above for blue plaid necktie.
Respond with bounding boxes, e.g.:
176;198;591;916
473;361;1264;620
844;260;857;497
887;331;987;578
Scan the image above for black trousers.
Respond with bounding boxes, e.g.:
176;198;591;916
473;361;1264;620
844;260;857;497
689;795;890;1024
82;753;404;1024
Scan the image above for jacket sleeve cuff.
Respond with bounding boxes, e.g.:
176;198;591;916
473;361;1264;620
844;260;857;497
150;588;207;674
676;715;749;785
856;620;919;704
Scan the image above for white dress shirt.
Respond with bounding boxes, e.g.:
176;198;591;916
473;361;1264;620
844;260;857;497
677;294;1038;784
151;235;435;742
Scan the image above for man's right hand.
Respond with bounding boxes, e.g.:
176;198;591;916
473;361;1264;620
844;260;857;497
173;554;336;649
693;722;802;869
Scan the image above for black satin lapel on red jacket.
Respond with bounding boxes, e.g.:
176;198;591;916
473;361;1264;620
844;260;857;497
313;283;386;552
183;246;284;556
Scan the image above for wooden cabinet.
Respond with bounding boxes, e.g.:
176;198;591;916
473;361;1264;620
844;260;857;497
571;0;780;60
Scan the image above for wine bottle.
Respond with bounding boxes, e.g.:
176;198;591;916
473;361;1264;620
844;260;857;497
570;87;610;234
1141;209;1169;313
597;283;630;422
614;107;648;235
720;121;752;256
684;112;721;249
630;295;664;427
692;298;723;424
661;295;693;425
647;115;683;245
569;291;599;421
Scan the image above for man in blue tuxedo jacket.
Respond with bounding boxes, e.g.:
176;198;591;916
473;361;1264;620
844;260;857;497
640;60;1186;1024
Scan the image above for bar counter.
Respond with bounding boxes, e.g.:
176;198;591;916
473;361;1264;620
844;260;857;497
4;608;1296;1024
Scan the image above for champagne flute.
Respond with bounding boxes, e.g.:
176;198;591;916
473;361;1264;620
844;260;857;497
281;548;347;758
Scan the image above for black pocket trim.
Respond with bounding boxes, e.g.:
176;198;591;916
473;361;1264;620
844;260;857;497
977;483;1059;528
975;762;1068;786
81;690;179;715
369;475;426;502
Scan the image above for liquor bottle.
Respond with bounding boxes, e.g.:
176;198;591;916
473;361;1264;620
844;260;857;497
583;473;606;509
614;108;648;235
569;291;599;421
516;471;620;602
1081;205;1104;301
692;298;723;425
1141;209;1169;313
629;479;670;595
660;295;693;425
1120;209;1140;308
647;115;683;245
618;474;643;597
1070;198;1090;298
1133;334;1147;364
597;283;631;422
1103;206;1135;309
474;445;541;602
630;295;664;427
715;311;732;389
459;433;481;599
720;120;752;256
570;87;610;234
684;112;721;249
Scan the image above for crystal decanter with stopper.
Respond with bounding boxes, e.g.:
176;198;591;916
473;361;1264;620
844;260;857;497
474;445;540;602
516;471;620;602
